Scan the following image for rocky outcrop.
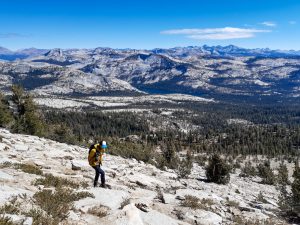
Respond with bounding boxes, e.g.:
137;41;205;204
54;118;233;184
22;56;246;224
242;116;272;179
0;128;293;224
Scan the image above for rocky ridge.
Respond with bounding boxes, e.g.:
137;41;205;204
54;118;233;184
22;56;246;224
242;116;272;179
0;45;299;101
0;128;292;224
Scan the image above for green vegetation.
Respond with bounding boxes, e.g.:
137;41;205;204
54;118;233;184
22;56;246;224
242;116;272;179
34;173;81;189
119;198;131;210
0;162;12;169
11;85;45;136
1;86;299;169
257;192;268;204
87;206;109;218
177;151;193;178
0;93;13;128
277;163;289;186
24;208;57;225
0;197;20;225
33;188;93;222
291;162;300;215
226;199;240;208
0;162;43;175
16;163;43;175
0;84;299;223
109;139;153;163
181;195;214;210
0;216;15;225
257;161;276;185
206;154;231;184
240;161;257;178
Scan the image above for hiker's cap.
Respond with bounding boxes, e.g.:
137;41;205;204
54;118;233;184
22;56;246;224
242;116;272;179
101;141;107;148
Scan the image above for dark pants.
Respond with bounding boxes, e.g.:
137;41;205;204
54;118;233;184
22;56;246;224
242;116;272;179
93;165;105;186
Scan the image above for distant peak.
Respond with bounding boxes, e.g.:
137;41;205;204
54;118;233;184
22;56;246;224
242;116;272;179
44;48;64;57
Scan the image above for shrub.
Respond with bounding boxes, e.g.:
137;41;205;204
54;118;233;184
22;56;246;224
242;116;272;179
181;195;213;210
87;206;108;218
0;216;15;225
226;199;240;208
34;174;79;189
257;192;268;204
0;162;12;169
156;188;165;204
181;195;201;209
177;151;193;179
119;198;131;209
206;154;231;184
0;196;20;215
195;155;207;167
232;216;287;225
24;208;57;225
240;161;257;177
16;163;43;175
0;203;19;215
33;188;94;222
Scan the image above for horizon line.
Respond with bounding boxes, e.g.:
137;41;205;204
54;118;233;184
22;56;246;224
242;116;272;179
1;44;300;52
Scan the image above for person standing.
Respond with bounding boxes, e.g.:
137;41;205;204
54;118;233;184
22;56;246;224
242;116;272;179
88;141;107;188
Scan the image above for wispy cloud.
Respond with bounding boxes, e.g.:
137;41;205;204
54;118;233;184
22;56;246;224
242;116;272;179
0;33;27;38
289;21;297;25
260;21;277;27
161;27;271;40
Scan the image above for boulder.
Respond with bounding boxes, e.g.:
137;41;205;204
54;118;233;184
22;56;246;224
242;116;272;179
0;143;9;151
4;214;33;225
163;193;177;204
141;209;190;225
0;171;14;181
13;144;29;152
193;210;222;225
127;174;166;189
71;160;90;171
75;188;129;212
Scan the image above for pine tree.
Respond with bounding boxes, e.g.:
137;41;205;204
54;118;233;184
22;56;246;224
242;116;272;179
177;150;193;178
277;162;289;185
11;84;25;115
162;141;178;169
11;85;44;136
206;154;231;184
292;161;300;215
23;95;44;136
0;92;13;127
257;161;276;185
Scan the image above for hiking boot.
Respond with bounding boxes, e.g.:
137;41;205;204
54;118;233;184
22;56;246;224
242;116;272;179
93;182;98;188
100;183;107;188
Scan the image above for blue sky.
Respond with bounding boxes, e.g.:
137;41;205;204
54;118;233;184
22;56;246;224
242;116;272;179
0;0;299;50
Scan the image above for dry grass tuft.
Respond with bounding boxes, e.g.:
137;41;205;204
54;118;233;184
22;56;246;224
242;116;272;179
181;195;214;210
87;206;109;218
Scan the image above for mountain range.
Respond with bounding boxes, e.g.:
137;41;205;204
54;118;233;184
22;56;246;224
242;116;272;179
0;45;300;102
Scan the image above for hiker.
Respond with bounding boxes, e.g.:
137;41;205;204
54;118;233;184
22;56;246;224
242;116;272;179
88;141;107;188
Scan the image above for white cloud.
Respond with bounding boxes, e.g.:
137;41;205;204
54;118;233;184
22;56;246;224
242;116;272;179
289;21;297;25
260;21;277;27
161;27;271;40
